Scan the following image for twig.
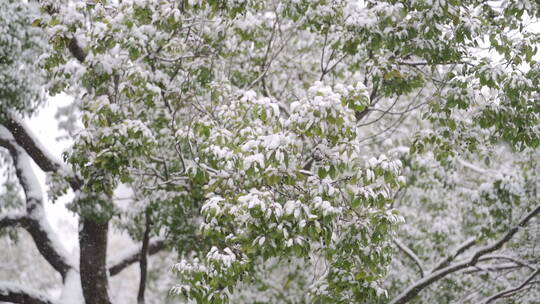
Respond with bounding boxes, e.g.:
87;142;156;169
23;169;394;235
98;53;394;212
394;239;425;278
482;269;539;303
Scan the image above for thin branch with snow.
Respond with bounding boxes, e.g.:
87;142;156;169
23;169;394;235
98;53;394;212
430;237;476;273
463;263;525;274
393;239;425;278
477;255;536;271
457;158;488;174
389;203;540;304
481;269;540;304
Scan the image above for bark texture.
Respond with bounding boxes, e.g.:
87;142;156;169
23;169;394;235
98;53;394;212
80;218;112;304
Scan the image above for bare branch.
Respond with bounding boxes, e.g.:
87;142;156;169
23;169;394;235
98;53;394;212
247;13;280;90
0;282;56;304
389;203;540;304
108;238;166;276
393;239;425;278
482;269;540;304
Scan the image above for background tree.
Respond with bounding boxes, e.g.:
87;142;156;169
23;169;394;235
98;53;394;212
0;0;539;304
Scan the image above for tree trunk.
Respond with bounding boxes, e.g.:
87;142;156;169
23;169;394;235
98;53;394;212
137;211;151;304
79;218;112;304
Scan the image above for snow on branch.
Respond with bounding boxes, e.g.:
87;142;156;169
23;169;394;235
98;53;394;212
464;263;526;274
0;126;74;279
457;158;488;174
393;239;425;278
429;237;476;273
108;238;166;276
0;110;64;173
389;203;540;304
0;213;28;230
477;255;536;271
0;282;56;304
481;269;540;304
22;208;75;279
0;126;44;210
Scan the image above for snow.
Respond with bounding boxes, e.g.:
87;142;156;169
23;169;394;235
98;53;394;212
241;139;259;152
8;110;65;168
243;153;265;169
0;124;75;268
0;125;15;142
0;125;43;203
0;212;25;222
262;134;282;150
207;246;236;268
33;205;76;268
458;158;487;174
15;150;44;203
238;191;266;211
201;196;224;216
284;200;299;216
58;270;83;304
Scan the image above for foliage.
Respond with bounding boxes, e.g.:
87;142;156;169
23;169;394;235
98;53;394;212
0;0;539;304
0;0;47;115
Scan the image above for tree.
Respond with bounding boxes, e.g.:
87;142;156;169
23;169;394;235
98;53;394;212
0;0;539;303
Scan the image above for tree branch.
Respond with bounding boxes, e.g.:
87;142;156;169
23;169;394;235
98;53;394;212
482;269;540;304
463;263;523;274
397;60;471;66
0;213;28;230
108;238;166;276
393;239;425;278
429;237;476;273
0;110;63;173
0;282;56;304
0;127;74;279
0;111;81;190
389;202;540;304
477;255;536;271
